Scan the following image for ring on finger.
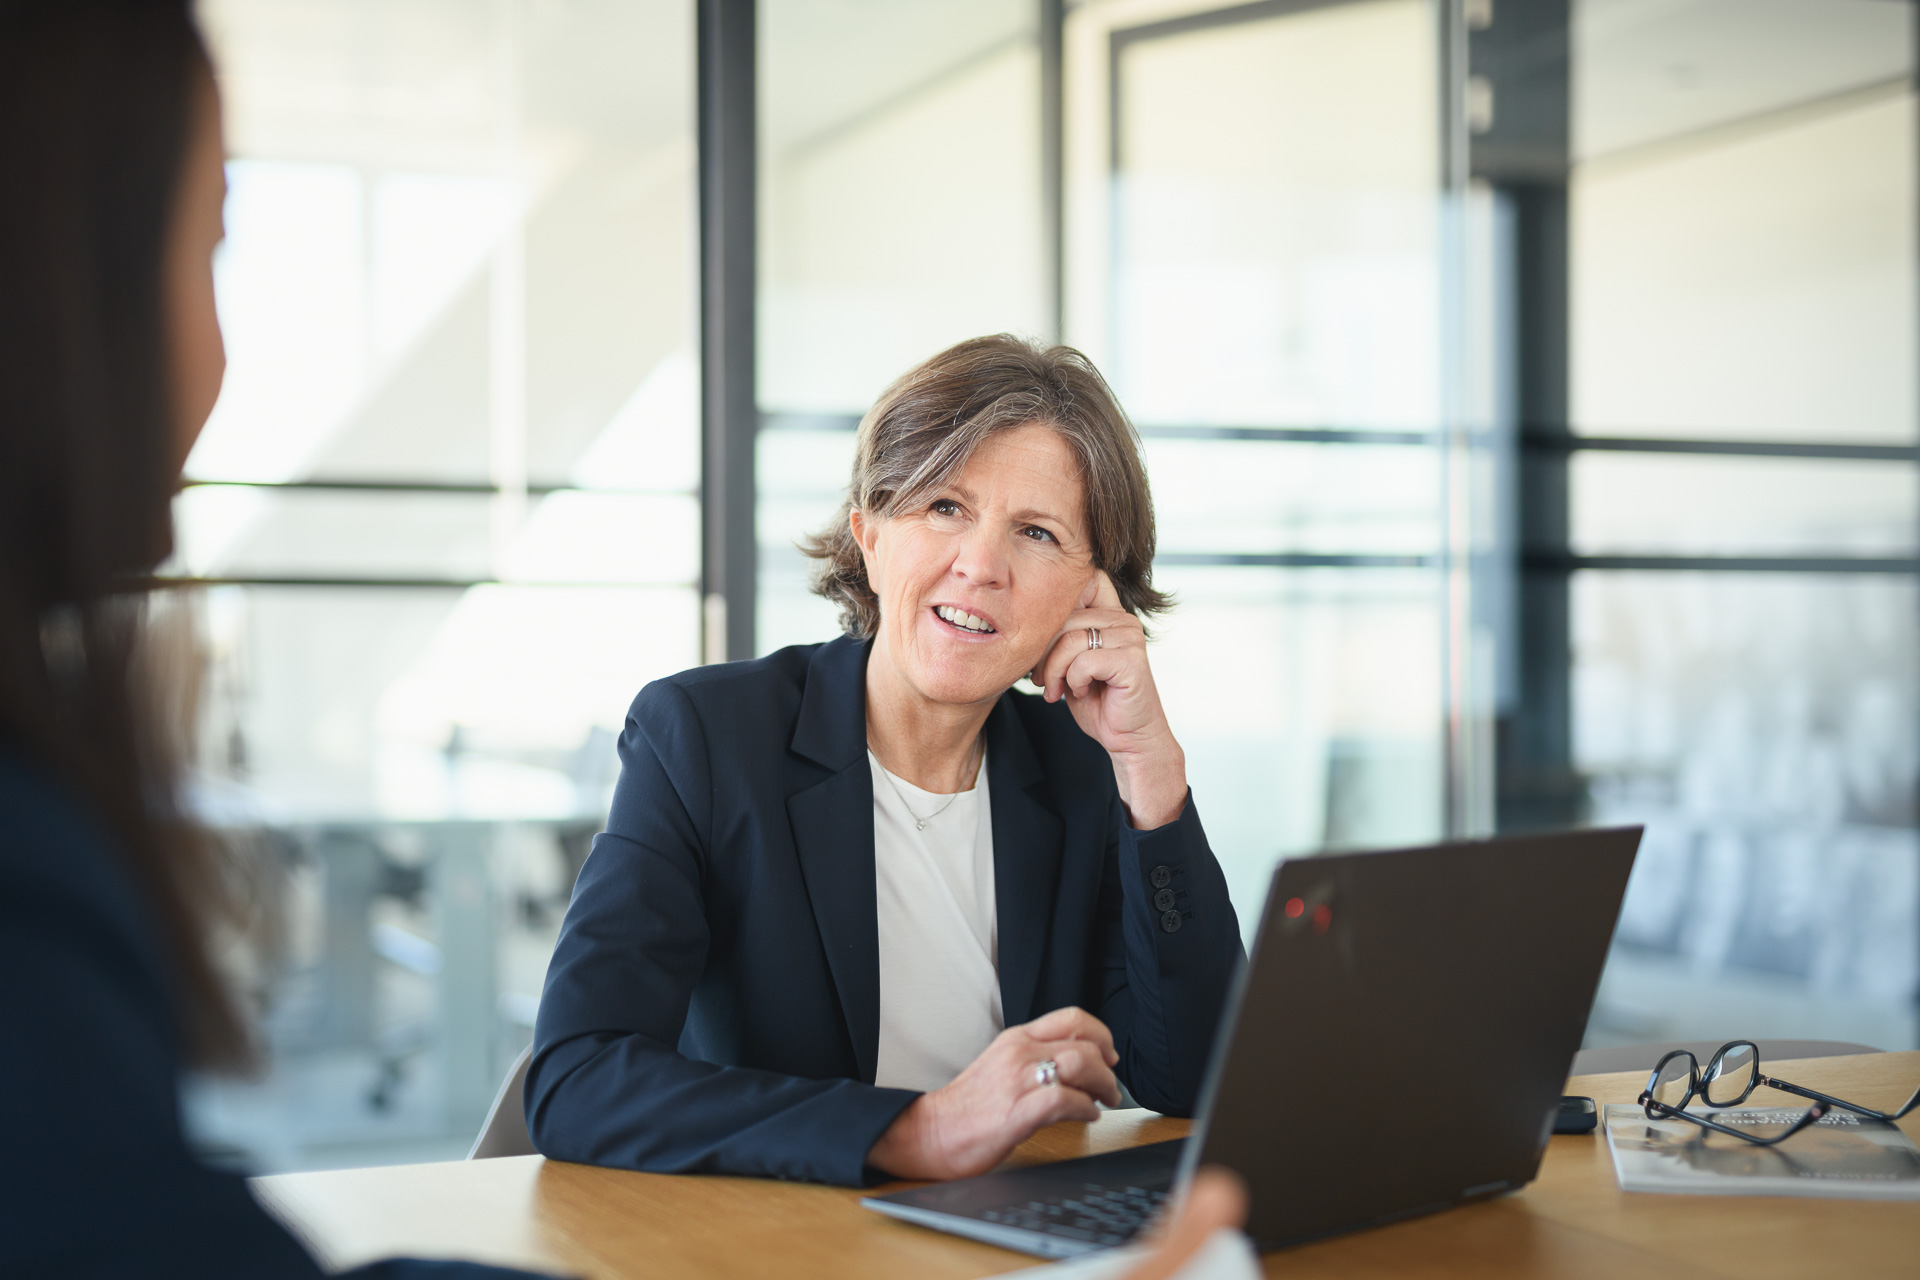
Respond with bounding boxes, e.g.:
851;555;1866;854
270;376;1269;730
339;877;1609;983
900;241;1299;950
1087;628;1102;651
1033;1059;1060;1088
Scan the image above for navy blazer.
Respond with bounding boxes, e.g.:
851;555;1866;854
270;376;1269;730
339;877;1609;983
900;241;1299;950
0;741;548;1279
526;635;1244;1187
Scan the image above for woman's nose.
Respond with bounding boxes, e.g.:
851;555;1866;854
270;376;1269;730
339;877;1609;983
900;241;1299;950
949;522;1008;588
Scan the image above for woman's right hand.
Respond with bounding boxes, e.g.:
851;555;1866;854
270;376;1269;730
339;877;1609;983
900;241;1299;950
866;1006;1123;1181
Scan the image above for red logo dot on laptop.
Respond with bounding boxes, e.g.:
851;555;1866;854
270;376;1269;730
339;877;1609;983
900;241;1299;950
1285;897;1304;918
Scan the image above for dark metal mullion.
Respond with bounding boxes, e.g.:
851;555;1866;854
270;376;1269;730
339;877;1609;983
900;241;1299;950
1911;0;1919;1032
183;479;508;495
1504;183;1577;833
1140;426;1433;446
758;411;1913;459
1526;555;1920;575
1157;553;1437;569
178;479;692;497
136;576;696;591
140;551;1919;592
1471;0;1578;833
1040;0;1065;343
181;429;1920;470
698;0;757;663
760;412;1444;445
1439;0;1476;838
1523;434;1917;463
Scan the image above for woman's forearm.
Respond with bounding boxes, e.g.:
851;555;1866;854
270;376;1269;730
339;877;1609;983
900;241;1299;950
1112;734;1188;830
1106;797;1244;1114
526;1029;919;1185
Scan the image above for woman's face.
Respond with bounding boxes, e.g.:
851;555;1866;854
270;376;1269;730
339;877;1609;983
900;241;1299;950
166;72;227;474
854;423;1097;709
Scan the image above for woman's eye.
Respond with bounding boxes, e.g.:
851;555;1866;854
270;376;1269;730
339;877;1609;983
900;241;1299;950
1021;526;1057;544
930;499;960;517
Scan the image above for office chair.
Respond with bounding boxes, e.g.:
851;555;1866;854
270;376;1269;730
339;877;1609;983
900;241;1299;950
468;1044;538;1160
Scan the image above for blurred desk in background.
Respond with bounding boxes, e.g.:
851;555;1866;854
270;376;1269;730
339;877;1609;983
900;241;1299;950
255;1051;1920;1279
187;815;594;1170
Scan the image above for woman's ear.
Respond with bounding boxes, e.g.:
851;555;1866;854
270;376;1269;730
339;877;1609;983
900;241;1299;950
850;508;881;588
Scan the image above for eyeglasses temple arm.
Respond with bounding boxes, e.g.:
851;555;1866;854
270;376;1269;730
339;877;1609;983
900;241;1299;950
1761;1075;1920;1122
1646;1098;1826;1146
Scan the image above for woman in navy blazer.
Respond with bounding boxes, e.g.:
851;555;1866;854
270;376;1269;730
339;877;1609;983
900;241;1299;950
528;337;1245;1187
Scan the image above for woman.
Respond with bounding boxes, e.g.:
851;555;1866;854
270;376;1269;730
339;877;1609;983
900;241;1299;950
0;3;543;1274
0;4;1244;1274
529;335;1245;1184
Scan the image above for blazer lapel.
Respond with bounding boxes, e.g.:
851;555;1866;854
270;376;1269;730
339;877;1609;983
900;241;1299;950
785;640;1066;1071
985;696;1064;1028
787;637;882;1083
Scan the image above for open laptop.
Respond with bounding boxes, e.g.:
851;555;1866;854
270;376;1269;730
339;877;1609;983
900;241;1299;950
862;826;1642;1258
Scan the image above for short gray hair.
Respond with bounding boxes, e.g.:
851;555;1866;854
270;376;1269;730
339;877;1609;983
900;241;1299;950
799;334;1170;638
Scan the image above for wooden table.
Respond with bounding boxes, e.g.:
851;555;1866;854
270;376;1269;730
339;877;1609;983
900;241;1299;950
257;1050;1920;1278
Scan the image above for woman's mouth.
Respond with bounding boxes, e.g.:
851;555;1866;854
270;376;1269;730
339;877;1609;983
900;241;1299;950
932;604;997;636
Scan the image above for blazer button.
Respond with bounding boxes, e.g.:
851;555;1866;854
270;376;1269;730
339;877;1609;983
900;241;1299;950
1154;888;1177;912
1160;908;1183;933
1150;865;1173;889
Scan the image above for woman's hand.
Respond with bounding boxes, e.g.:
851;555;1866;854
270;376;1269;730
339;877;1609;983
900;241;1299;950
1032;569;1188;829
867;1007;1122;1181
1121;1168;1251;1280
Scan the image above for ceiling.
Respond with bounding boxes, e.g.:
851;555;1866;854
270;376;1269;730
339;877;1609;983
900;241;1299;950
1574;0;1911;162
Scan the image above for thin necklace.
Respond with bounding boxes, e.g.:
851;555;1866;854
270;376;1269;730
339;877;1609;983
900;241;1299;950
871;736;983;832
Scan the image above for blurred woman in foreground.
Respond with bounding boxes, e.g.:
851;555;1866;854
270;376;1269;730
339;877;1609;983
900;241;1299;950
0;2;549;1273
0;1;1243;1275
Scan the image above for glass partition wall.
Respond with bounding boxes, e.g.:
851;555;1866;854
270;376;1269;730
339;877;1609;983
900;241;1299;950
753;0;1919;1050
1076;0;1459;923
180;0;698;1169
755;0;1049;649
759;0;1472;936
172;0;1919;1175
1565;0;1919;1050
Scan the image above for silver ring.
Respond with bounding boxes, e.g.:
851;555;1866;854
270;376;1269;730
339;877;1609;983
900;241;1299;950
1087;628;1102;651
1034;1059;1059;1088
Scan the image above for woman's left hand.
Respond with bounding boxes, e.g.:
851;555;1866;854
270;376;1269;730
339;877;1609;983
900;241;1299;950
1033;569;1188;829
1120;1167;1251;1280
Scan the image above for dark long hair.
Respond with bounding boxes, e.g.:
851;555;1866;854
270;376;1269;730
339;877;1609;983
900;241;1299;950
0;0;249;1067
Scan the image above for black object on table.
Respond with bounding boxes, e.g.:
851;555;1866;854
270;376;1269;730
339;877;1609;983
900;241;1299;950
1554;1096;1597;1134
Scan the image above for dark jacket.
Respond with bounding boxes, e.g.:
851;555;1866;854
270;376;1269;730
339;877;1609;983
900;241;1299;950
0;743;545;1279
525;635;1244;1187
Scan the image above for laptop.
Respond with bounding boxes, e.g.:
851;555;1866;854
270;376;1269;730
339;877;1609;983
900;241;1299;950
862;826;1642;1258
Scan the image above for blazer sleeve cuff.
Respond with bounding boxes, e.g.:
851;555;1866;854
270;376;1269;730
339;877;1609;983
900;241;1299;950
843;1086;924;1187
1117;792;1235;948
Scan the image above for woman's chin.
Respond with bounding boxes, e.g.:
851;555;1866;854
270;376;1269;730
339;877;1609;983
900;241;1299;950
902;652;1031;709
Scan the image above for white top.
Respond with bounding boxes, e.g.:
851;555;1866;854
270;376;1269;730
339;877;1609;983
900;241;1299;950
869;746;1004;1093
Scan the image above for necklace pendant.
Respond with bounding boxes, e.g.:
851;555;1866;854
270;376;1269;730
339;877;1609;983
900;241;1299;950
915;820;927;831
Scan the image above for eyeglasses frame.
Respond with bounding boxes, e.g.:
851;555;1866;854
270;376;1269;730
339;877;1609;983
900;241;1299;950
1638;1049;1829;1147
1700;1039;1920;1124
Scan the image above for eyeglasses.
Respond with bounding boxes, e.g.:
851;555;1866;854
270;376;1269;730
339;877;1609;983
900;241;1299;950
1640;1047;1825;1146
1698;1040;1920;1123
1639;1040;1920;1147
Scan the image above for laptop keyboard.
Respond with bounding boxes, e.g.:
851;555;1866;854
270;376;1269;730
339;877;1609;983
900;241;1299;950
975;1182;1170;1247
